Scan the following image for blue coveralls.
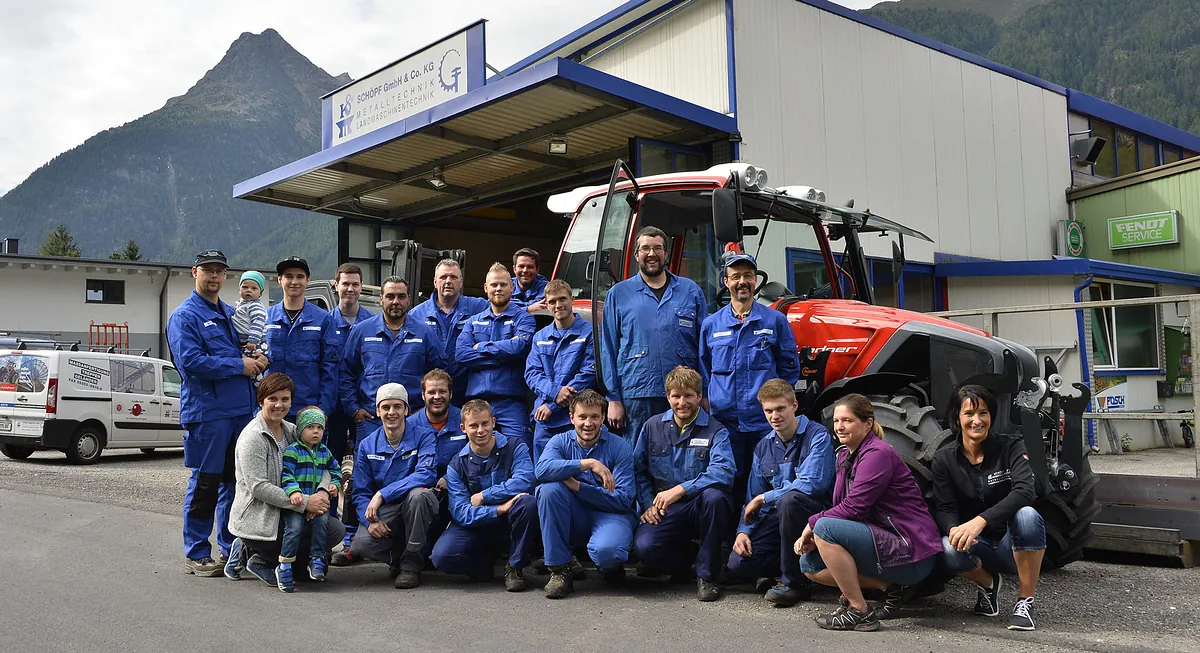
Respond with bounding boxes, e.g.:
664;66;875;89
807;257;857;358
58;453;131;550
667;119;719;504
348;424;438;570
726;416;835;587
632;409;736;582
264;301;338;419
407;404;467;551
431;434;538;578
455;303;536;453
600;271;706;446
409;295;490;405
534;428;636;571
339;312;444;442
699;302;801;485
511;274;548;307
166;291;256;561
524;313;596;462
326;304;373;462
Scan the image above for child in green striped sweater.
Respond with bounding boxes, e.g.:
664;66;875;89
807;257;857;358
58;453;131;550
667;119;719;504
278;406;342;592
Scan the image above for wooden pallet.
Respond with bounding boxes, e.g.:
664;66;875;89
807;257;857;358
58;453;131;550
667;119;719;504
1088;523;1197;567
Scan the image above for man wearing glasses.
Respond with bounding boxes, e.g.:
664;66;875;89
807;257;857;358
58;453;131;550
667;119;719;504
167;250;268;576
599;226;707;448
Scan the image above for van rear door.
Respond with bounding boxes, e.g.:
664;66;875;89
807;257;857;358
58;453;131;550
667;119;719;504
108;357;161;445
0;352;52;438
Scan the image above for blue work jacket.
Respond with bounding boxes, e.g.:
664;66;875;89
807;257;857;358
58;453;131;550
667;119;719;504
406;405;466;478
524;314;596;430
600;271;706;401
445;434;535;528
339;313;444;415
511;274;548;307
633;409;735;511
351;423;437;523
535;428;636;515
326;304;374;416
166;290;255;424
738;415;835;535
455;303;536;399
700;302;801;433
409;294;490;400
264;301;338;417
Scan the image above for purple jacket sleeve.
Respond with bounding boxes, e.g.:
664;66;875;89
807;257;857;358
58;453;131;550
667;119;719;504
808;447;895;528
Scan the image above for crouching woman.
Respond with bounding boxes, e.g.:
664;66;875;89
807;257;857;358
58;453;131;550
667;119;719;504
794;393;941;632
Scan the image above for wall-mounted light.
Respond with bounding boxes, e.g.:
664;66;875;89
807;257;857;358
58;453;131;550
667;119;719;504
428;167;447;189
547;135;568;155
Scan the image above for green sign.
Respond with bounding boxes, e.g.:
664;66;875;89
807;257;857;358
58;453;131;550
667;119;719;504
1066;220;1084;257
1108;210;1179;250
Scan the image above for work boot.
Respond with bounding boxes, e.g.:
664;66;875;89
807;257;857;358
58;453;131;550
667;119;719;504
544;565;574;599
697;578;721;602
569;555;587;580
388;564;403;579
330;550;359;567
764;582;811;607
183;557;223;577
504;564;528;592
394;570;421;589
600;565;626;586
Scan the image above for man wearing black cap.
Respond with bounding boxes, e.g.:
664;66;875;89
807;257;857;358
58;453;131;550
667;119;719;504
265;256;338;420
167;249;267;576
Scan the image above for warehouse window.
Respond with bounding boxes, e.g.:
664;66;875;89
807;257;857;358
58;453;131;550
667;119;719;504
85;279;125;304
1164;147;1182;164
1116;129;1138;177
1091;120;1116;178
1089;280;1159;370
1138;137;1159;170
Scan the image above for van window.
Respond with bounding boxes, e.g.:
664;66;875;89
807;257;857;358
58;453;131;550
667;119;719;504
0;354;49;392
111;360;156;395
163;367;182;398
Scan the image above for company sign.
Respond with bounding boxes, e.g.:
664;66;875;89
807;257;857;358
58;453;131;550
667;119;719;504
1065;220;1084;257
322;21;485;149
1108;210;1179;251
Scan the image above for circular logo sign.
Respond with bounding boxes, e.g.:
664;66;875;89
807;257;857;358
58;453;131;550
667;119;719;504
131;404;143;417
1066;221;1084;257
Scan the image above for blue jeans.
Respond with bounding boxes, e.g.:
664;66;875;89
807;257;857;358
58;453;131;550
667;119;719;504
536;481;635;570
941;506;1046;575
280;510;333;564
800;517;937;587
623;397;669;448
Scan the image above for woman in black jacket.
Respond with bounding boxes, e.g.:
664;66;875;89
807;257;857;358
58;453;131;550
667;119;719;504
932;385;1046;632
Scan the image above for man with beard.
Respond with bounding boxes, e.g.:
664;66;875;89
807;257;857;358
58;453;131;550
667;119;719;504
265;256;338;421
456;263;536;453
167;249;266;575
535;390;636;599
700;253;800;499
511;247;549;313
524;279;596;462
431;399;537;591
631;366;736;602
600;226;707;447
409;259;489;406
406;368;466;554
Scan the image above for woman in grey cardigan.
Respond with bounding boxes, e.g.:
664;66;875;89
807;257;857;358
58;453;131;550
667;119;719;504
224;373;345;586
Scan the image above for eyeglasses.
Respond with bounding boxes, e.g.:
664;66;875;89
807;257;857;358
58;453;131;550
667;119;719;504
637;245;665;254
196;266;226;277
726;271;757;282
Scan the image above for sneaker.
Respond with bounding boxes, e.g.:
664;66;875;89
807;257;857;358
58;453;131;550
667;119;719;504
394;570;421;589
697;578;721;602
600;565;626;586
504;564;528;592
183;557;223;577
277;565;296;593
873;584;911;620
544;564;574;599
974;573;1003;617
764;582;810;607
816;605;880;632
330;550;359;567
223;539;246;581
308;558;328;582
1007;597;1036;631
246;560;277;586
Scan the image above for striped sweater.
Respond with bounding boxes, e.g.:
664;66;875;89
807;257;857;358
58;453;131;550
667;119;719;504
282;440;343;497
233;299;268;346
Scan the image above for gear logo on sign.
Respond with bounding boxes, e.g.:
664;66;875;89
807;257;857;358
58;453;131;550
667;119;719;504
131;404;143;417
439;48;463;93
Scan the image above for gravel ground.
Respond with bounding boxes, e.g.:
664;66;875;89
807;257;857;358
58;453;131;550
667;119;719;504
2;449;1199;652
1091;447;1199;478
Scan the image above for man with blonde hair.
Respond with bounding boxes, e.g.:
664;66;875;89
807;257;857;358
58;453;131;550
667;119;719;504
525;278;595;461
631;366;736;601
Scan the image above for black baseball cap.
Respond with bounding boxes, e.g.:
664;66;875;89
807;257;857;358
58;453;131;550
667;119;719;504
194;249;228;266
276;256;311;276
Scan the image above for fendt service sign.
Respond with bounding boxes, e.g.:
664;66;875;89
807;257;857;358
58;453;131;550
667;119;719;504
1108;211;1179;251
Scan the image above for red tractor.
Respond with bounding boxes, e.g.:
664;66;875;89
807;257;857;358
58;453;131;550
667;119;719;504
548;160;1098;569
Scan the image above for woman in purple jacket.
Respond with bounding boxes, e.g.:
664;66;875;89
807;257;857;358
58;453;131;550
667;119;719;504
795;393;942;632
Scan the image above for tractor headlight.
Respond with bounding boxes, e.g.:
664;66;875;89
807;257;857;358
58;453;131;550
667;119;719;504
779;185;826;203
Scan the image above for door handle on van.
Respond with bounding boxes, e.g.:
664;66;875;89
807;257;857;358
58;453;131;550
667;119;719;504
148;400;161;405
16;395;27;402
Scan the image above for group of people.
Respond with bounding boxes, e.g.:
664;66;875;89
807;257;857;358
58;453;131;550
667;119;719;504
165;228;1048;633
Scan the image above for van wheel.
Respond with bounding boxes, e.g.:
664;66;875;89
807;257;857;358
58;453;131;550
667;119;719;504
140;448;156;454
0;444;35;460
66;426;105;464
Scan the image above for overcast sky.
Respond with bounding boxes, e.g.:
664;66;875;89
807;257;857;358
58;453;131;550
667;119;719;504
0;0;876;195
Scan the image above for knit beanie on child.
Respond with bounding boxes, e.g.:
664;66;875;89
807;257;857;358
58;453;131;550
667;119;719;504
240;270;267;293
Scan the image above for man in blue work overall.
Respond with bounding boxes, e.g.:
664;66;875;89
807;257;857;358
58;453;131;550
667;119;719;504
265;256;338;420
167;249;265;576
727;379;834;607
409;259;489;407
408;368;466;556
431;399;538;592
524;278;596;462
600;226;707;447
343;383;439;589
511;247;549;313
700;252;800;499
535;389;637;599
632;366;736;602
456;262;536;454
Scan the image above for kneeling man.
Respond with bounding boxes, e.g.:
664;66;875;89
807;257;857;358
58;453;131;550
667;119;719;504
345;383;439;589
632;366;736;601
535;389;636;599
431;399;538;591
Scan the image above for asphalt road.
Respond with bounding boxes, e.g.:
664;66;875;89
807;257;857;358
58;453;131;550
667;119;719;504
1;449;1198;653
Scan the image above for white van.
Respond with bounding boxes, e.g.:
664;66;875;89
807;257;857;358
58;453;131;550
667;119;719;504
0;349;183;464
